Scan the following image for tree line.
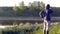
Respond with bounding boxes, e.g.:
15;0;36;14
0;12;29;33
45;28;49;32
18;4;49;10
13;1;45;11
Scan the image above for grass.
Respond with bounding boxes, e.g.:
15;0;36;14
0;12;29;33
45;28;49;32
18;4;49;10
0;22;60;34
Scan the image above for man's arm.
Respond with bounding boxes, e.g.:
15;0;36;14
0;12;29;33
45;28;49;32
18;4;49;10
39;10;44;18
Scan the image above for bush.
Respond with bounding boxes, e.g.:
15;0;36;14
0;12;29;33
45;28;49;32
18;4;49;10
1;22;60;34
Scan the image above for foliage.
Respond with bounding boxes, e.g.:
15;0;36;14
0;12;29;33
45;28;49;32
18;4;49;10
18;1;25;10
40;2;45;10
1;22;60;34
13;5;18;11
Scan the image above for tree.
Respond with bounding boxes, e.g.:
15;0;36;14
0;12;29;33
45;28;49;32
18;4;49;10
40;2;45;10
18;1;25;10
28;2;34;10
32;1;40;8
28;1;41;10
32;1;41;11
12;4;18;11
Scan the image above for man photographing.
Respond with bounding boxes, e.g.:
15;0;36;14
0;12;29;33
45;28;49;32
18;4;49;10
39;4;53;34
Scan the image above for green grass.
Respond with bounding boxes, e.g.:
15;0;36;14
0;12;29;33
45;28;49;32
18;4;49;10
0;22;60;34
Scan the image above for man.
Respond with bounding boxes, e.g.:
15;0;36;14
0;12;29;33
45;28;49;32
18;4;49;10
39;4;53;34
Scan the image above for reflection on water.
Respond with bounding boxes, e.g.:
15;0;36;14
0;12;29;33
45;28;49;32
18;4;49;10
0;25;14;29
0;25;5;29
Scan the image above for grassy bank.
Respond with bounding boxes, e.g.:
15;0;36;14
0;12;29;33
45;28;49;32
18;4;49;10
0;22;60;34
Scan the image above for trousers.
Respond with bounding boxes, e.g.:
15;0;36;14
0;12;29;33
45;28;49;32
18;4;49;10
43;19;50;34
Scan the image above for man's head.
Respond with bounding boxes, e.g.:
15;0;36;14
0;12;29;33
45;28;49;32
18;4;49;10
46;4;50;9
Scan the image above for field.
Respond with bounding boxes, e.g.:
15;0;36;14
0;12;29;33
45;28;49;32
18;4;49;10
0;22;60;34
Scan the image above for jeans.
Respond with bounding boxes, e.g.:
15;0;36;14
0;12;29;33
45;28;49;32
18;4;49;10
43;19;50;31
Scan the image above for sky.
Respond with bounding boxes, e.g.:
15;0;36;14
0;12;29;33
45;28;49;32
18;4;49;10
0;0;60;7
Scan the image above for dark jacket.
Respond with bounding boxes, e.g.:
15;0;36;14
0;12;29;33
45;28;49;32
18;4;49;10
39;8;53;21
